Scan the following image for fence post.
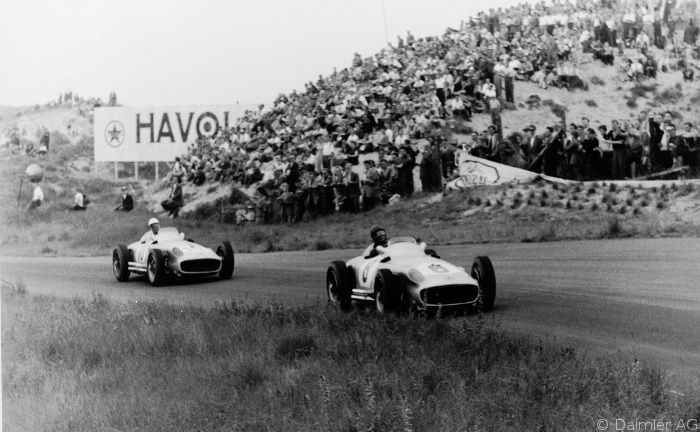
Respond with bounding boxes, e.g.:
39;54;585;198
155;161;159;182
114;162;118;179
134;162;139;180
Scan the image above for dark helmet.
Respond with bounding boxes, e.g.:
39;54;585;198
370;225;385;241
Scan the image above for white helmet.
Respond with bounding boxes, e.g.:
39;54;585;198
148;217;160;227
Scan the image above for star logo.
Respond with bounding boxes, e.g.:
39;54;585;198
105;121;125;148
428;264;448;273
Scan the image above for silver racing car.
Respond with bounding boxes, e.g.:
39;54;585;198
326;237;495;313
112;227;234;286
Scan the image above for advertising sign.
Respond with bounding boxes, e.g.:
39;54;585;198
94;104;255;162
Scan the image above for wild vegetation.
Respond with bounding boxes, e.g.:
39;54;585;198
2;284;697;431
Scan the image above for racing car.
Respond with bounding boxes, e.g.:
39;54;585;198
112;227;235;286
326;237;495;314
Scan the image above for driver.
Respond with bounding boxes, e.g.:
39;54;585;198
366;225;388;258
146;217;160;243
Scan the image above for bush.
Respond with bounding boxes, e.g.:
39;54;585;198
276;335;318;361
655;87;683;105
584;99;598;107
590;75;606;86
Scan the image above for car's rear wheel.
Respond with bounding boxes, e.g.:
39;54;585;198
472;256;496;311
216;241;235;280
147;250;166;286
327;261;352;311
374;269;402;313
112;244;131;282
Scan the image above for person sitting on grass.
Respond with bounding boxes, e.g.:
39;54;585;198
28;183;44;211
114;186;134;211
71;189;88;211
161;176;183;218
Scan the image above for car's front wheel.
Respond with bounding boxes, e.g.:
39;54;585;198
216;241;235;280
472;256;496;310
112;244;131;282
374;269;402;313
147;250;166;286
327;261;352;311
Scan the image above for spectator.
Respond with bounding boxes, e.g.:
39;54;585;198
235;204;257;224
71;189;88;211
343;162;361;212
40;131;50;153
28;183;44;211
161;176;184;218
362;160;380;211
115;186;134;211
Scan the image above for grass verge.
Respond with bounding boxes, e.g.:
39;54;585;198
2;287;698;431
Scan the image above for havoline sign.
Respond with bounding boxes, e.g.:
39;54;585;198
94;104;256;162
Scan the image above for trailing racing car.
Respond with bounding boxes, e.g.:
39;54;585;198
112;226;235;286
326;237;495;313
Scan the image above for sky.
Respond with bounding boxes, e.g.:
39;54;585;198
0;0;525;108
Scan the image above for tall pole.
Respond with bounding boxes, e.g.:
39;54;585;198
17;177;23;209
382;0;389;45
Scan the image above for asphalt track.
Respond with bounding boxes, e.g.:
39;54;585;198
2;237;699;383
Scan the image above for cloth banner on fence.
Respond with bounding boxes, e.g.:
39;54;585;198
446;155;541;189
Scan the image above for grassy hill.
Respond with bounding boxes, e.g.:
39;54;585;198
2;46;700;256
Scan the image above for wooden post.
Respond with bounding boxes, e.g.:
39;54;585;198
433;139;442;191
134;162;139;180
16;177;23;209
155;161;159;182
114;162;118;179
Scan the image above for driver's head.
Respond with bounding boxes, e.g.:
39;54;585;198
370;225;387;246
148;217;160;235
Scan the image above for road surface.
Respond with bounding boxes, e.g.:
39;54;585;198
2;237;699;383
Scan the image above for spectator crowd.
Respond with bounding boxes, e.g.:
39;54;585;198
160;0;700;223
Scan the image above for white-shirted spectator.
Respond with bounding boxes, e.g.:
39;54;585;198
28;183;44;211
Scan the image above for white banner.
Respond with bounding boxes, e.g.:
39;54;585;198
94;104;255;162
446;155;541;189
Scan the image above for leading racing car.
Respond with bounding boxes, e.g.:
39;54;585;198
326;237;495;314
112;226;235;286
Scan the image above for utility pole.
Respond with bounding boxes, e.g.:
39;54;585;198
382;0;389;45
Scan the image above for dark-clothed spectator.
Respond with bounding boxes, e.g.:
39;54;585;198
362;160;380;211
161;177;184;218
115;186;134;211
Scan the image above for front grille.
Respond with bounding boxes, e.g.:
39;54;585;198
180;259;221;273
421;285;479;305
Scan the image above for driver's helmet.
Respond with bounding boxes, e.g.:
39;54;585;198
370;225;386;243
148;217;160;227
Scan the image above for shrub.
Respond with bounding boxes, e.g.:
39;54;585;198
312;239;332;251
630;82;657;98
606;217;623;237
276;335;318;361
655;87;683;105
584;99;598;107
590;75;606;86
229;187;249;205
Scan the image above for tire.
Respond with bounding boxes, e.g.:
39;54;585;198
425;248;440;259
112;244;131;282
472;256;496;311
147;249;166;286
216;241;235;280
374;269;402;313
327;261;352;311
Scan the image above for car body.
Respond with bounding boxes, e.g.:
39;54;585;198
112;227;234;285
326;236;495;313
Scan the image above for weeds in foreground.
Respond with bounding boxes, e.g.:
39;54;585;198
2;290;696;431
